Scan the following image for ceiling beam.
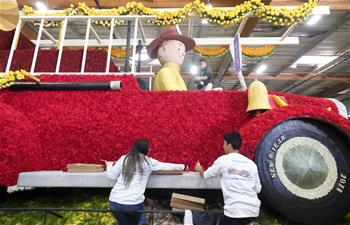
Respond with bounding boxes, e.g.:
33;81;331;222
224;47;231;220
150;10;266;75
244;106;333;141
270;0;350;11
17;0;348;10
273;13;350;78
244;74;350;81
318;82;350;98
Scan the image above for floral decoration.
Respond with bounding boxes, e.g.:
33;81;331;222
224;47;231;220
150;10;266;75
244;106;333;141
241;45;277;58
193;45;277;58
0;69;40;89
1;74;348;186
22;0;319;27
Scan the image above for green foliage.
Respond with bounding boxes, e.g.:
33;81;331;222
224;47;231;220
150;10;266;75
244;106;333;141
1;188;350;225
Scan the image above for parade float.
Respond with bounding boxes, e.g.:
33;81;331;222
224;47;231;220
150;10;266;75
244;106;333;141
0;1;349;225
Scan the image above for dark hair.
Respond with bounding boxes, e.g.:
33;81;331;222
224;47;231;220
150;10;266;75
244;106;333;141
223;132;242;150
199;58;207;63
122;139;150;186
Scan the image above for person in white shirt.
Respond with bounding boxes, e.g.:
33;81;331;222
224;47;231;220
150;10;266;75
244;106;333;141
106;139;186;225
195;132;262;225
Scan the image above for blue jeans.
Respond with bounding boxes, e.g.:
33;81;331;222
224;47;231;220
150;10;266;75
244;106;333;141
109;201;147;225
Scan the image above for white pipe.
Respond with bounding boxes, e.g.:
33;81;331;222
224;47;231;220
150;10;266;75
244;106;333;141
106;18;115;73
236;14;250;35
5;19;23;73
138;20;146;44
281;24;296;41
42;28;57;44
30;19;44;73
131;18;139;73
81;19;91;73
90;26;102;44
55;18;68;73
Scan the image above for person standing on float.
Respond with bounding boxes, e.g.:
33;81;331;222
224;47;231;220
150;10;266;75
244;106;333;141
147;26;196;91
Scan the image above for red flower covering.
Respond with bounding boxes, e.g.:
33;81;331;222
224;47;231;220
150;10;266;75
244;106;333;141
0;30;35;50
0;102;45;186
0;75;348;186
0;49;119;72
240;105;350;159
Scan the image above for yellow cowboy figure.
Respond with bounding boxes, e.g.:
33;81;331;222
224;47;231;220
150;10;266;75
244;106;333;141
147;26;196;91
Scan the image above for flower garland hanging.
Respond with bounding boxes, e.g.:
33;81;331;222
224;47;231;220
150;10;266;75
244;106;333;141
22;0;319;27
193;45;277;58
0;70;40;89
193;45;229;58
242;45;277;58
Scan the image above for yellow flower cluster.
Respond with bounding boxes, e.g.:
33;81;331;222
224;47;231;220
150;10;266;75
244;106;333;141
194;46;229;58
0;70;40;89
193;45;276;58
242;45;276;58
23;0;319;27
23;5;75;27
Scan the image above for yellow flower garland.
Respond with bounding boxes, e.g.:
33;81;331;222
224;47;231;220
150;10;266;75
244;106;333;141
22;0;319;27
193;45;276;58
0;70;40;89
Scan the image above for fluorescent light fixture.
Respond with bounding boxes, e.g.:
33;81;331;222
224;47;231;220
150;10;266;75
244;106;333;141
307;15;322;26
35;2;48;11
201;19;208;25
190;65;199;75
256;64;267;74
337;88;350;95
292;56;338;67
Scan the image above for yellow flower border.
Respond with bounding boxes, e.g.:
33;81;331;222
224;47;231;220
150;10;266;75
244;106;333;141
23;0;318;27
0;70;40;89
194;46;229;58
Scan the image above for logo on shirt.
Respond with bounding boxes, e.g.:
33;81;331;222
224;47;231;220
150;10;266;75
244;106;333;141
228;167;251;178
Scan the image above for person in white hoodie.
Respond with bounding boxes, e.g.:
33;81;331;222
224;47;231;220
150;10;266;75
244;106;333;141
106;139;186;225
195;132;262;225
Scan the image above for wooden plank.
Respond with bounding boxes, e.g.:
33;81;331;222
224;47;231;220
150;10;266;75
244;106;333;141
170;202;205;211
171;198;205;209
171;193;205;204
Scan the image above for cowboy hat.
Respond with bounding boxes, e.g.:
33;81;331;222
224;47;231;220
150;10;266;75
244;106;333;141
147;26;196;59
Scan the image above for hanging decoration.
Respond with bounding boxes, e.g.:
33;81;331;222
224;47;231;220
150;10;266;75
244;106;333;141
241;45;277;58
22;0;319;27
193;45;277;58
193;46;229;58
0;70;40;89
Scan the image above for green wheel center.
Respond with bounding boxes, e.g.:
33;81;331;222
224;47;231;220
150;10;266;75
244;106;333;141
282;145;329;189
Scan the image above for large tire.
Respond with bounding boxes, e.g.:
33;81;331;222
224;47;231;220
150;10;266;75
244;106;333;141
255;118;350;225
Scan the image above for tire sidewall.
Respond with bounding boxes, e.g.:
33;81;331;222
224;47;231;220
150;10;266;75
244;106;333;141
255;119;350;225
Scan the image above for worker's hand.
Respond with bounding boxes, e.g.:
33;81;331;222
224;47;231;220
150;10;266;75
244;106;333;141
195;161;203;172
101;159;114;169
192;76;201;81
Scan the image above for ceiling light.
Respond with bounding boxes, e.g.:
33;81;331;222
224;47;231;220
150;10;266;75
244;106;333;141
307;15;322;26
256;64;267;74
337;88;350;95
206;3;213;8
292;56;337;67
35;2;48;11
190;65;199;75
201;19;208;25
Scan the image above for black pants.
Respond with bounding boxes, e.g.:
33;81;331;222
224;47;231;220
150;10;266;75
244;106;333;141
219;215;256;225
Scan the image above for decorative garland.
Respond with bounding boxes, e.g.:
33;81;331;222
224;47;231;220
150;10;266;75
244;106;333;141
193;45;229;58
193;45;276;58
241;45;277;58
23;0;318;27
0;70;40;89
